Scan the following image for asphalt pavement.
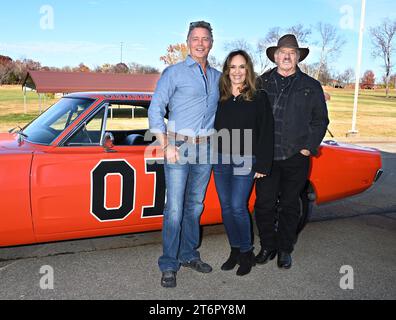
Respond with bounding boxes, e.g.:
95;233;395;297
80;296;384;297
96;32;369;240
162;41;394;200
0;141;395;300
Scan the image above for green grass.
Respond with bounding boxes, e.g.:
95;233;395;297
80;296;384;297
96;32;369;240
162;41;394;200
324;88;396;137
0;113;37;123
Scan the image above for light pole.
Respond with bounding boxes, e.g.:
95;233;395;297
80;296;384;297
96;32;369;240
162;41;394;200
348;0;366;137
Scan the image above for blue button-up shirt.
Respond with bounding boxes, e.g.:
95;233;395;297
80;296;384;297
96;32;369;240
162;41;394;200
148;55;221;137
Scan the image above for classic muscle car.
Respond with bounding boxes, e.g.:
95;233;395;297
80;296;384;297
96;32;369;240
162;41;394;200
0;92;383;247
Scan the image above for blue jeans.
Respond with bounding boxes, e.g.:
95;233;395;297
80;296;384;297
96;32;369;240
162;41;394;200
158;141;212;272
213;154;255;253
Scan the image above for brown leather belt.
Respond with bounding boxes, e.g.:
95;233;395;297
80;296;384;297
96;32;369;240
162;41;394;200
167;132;211;144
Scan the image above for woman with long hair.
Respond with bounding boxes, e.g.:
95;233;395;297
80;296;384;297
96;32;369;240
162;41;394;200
213;50;274;276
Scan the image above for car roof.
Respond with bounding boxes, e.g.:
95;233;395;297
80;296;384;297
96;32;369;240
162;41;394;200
64;92;154;100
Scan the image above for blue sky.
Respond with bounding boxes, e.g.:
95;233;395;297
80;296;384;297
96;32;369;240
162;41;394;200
1;0;395;80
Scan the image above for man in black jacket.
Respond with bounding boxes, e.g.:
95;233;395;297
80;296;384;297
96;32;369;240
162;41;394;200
255;34;329;269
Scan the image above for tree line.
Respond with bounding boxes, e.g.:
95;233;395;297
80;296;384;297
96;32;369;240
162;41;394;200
0;58;160;85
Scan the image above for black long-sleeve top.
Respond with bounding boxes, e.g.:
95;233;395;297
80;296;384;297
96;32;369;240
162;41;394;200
214;91;274;174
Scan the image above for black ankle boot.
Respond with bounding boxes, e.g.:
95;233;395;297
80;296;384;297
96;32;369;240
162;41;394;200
236;249;256;276
255;248;277;264
221;247;240;271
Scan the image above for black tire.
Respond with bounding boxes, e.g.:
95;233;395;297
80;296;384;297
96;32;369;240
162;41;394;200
296;182;315;236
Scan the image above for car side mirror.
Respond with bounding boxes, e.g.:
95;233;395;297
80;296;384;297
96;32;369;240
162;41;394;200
102;132;116;152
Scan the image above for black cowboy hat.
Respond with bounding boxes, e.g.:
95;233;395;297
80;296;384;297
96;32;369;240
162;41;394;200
266;34;309;63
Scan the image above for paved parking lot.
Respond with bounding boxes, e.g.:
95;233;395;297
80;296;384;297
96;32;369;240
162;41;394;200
0;212;395;300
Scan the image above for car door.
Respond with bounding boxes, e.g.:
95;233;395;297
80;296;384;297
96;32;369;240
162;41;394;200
31;104;165;240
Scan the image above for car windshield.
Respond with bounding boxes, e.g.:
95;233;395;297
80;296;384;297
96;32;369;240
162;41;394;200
23;97;95;145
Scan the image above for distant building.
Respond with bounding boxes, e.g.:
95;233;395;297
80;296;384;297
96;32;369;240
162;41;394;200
21;70;161;113
329;79;345;89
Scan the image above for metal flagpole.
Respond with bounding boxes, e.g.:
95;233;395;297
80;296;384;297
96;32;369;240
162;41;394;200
348;0;366;136
23;85;27;114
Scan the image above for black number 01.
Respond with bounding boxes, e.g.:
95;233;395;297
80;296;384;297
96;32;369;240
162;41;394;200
90;159;165;222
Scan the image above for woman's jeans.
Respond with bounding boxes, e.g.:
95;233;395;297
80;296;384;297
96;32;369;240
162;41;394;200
158;140;212;272
213;154;256;253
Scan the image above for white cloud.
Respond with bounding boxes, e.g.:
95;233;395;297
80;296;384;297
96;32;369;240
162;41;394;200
0;41;147;56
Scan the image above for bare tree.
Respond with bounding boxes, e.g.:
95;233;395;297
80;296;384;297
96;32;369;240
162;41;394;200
299;62;317;78
208;56;223;70
302;61;332;85
390;74;396;89
256;27;282;73
113;63;129;74
286;24;311;46
341;68;355;86
224;39;257;64
334;68;354;87
262;27;282;45
224;39;261;73
72;63;90;73
224;39;253;52
0;64;7;85
315;22;346;80
370;18;396;97
128;62;159;74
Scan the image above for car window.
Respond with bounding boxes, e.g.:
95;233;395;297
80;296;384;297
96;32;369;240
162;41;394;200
64;108;105;146
106;104;149;131
104;103;152;146
62;101;155;147
50;104;87;131
23;97;94;145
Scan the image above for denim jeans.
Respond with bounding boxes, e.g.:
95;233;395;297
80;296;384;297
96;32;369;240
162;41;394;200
213;154;256;253
158;141;212;272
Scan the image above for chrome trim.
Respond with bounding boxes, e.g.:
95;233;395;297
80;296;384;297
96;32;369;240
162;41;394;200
323;140;339;146
99;103;110;146
374;169;383;182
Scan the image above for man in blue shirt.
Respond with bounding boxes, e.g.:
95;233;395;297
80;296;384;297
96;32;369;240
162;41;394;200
148;21;221;288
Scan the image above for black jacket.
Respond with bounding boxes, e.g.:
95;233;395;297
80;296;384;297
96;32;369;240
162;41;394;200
257;67;329;157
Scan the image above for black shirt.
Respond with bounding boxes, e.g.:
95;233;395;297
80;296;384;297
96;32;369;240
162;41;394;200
214;91;274;174
271;71;297;160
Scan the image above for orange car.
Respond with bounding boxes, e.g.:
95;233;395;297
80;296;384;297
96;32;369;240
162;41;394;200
0;92;382;247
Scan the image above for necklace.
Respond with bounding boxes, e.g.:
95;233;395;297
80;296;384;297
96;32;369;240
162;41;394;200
232;93;240;101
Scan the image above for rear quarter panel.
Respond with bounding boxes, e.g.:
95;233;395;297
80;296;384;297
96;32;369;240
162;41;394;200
310;143;382;204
